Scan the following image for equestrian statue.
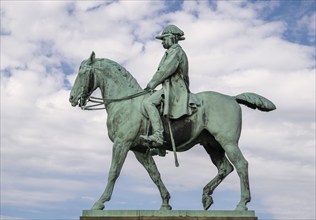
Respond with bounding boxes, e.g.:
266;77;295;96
69;25;276;211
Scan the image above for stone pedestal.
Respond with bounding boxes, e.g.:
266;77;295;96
80;210;258;220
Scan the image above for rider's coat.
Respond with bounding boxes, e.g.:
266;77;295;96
147;44;190;119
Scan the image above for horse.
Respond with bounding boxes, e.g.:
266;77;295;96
69;51;276;211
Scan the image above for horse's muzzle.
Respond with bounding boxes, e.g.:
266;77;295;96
69;95;79;107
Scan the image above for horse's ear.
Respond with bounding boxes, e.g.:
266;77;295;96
88;51;96;65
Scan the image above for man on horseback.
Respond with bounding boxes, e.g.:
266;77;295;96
140;24;190;147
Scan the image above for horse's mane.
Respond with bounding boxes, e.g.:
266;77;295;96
95;58;143;92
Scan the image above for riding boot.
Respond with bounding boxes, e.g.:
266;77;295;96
140;104;164;147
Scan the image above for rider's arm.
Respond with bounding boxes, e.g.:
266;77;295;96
147;48;180;89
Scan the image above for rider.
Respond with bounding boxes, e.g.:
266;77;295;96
140;24;190;147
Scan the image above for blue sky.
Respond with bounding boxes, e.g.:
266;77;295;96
1;1;315;219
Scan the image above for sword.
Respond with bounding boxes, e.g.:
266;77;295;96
167;118;179;167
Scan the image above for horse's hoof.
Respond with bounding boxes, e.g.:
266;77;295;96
160;204;172;210
202;195;213;210
235;204;248;211
91;201;105;210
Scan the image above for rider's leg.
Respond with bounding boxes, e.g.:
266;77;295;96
140;90;164;146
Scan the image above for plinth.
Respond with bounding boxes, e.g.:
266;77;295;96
80;210;258;220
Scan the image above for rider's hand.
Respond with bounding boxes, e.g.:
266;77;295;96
144;87;154;95
144;86;154;94
146;82;155;90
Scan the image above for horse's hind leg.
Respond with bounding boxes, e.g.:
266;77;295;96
202;143;234;210
133;151;172;210
221;143;251;210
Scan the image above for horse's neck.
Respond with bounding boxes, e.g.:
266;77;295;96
96;60;142;102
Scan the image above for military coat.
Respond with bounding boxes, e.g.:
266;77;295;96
147;44;190;119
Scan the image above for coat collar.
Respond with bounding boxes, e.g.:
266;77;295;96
165;44;181;54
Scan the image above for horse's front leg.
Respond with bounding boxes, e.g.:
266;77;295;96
92;140;130;210
133;151;172;210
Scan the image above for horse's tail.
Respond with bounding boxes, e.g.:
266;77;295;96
234;92;276;112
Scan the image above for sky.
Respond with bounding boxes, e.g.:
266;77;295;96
0;0;315;219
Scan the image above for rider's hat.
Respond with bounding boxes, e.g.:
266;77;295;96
156;25;185;41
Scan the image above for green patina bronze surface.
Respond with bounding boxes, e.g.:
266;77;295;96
69;25;276;212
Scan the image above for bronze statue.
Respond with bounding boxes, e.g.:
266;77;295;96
69;25;276;211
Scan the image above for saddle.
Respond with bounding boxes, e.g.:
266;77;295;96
161;116;193;148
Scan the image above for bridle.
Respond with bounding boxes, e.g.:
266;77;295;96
78;65;94;108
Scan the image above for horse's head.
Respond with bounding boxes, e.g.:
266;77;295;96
69;51;97;108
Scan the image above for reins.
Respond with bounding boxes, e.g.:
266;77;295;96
79;63;150;111
81;90;149;111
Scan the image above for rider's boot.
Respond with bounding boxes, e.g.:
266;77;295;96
144;129;164;147
140;105;164;147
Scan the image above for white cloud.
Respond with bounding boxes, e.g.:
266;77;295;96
298;11;316;43
1;1;315;219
